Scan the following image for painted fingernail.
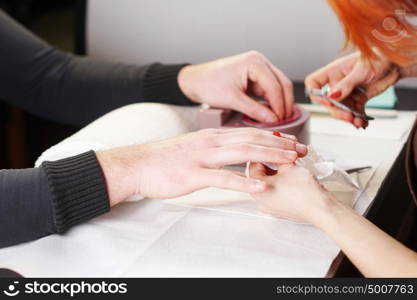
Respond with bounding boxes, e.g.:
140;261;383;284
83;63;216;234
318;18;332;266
253;180;266;192
328;90;342;99
273;131;281;137
284;150;298;161
296;143;308;155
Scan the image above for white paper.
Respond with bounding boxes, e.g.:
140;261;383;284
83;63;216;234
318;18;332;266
310;112;416;140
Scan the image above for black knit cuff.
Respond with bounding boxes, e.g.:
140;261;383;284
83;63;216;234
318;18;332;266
144;63;197;106
42;151;110;233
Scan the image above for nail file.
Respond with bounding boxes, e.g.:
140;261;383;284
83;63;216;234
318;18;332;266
305;88;375;122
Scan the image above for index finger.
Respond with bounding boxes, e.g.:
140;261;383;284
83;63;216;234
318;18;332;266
249;62;286;120
267;63;295;119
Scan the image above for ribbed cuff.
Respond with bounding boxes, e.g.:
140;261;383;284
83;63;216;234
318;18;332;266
42;151;110;233
144;63;196;106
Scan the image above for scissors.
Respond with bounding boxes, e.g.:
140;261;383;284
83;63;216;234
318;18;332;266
305;88;375;122
345;166;372;174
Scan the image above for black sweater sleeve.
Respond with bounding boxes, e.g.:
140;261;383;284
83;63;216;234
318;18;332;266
0;9;194;127
0;10;196;248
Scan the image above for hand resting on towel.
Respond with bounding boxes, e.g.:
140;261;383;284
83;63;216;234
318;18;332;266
96;128;308;207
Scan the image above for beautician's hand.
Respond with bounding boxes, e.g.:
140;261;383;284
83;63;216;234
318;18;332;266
97;128;308;207
305;52;401;129
248;163;334;223
178;51;294;123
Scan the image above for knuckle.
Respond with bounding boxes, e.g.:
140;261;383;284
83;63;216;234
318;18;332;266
203;135;218;147
281;139;296;150
246;50;264;62
248;131;264;142
198;128;218;135
239;143;252;153
247;50;261;57
283;80;293;90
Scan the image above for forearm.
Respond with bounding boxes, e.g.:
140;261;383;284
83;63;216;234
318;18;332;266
314;200;417;277
0;151;110;248
24;55;193;126
0;9;195;127
0;167;54;247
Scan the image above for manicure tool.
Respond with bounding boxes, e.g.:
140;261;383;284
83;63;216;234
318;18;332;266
305;88;375;122
345;166;372;174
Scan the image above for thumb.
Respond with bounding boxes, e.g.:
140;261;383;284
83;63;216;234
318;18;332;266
328;71;364;101
234;92;278;123
201;169;267;193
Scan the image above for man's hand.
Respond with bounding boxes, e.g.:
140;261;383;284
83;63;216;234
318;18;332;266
96;128;308;207
178;51;294;123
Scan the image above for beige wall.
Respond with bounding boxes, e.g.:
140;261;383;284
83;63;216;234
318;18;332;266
87;0;417;88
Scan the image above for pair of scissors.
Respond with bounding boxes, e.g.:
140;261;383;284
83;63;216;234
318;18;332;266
305;88;375;122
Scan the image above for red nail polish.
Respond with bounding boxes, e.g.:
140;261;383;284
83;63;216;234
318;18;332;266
273;131;281;137
328;90;342;99
264;164;278;176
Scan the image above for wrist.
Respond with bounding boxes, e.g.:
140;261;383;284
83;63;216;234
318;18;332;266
96;148;138;207
177;64;200;103
306;191;345;227
310;193;353;231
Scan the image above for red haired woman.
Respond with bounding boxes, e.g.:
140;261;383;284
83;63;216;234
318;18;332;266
250;0;417;276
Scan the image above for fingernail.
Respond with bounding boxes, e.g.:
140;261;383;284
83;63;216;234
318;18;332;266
296;143;308;155
328;90;342;99
264;113;278;123
284;150;297;161
273;131;281;137
253;180;266;192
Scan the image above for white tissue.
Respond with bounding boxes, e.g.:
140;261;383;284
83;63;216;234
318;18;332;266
264;146;359;193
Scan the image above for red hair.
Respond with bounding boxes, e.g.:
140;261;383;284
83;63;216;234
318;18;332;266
328;0;417;65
